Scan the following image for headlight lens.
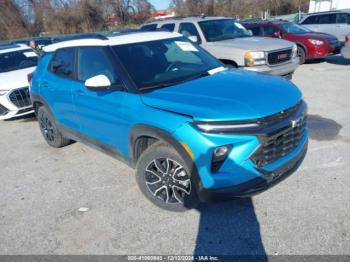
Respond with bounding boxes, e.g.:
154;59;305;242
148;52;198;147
0;90;9;96
244;51;266;67
308;39;324;46
194;121;260;134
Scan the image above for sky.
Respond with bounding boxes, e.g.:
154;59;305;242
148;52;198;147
149;0;172;10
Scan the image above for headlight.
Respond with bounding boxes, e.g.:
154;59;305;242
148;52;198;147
292;44;298;57
308;39;324;46
0;90;9;96
193;121;260;134
244;51;266;67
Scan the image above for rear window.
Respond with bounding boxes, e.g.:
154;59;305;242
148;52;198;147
0;49;38;73
318;14;336;24
250;26;262;36
141;24;157;31
161;24;175;32
49;48;76;79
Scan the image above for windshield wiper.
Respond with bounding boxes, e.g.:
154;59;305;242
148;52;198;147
140;71;210;92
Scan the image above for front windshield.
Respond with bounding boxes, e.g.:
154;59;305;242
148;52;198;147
279;23;312;34
112;37;221;90
0;49;38;73
199;19;251;42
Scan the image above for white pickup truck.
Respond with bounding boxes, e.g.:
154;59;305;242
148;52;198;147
142;16;299;79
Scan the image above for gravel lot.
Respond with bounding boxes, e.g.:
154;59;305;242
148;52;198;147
0;55;349;256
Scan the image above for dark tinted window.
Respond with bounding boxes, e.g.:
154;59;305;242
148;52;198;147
249;26;262;36
318;14;336;24
77;47;119;84
0;49;37;73
50;48;75;79
179;23;200;39
336;13;349;24
112;37;221;90
301;15;317;24
262;25;279;36
141;24;157;31
161;23;175;32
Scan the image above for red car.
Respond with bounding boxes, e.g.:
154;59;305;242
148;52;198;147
243;20;342;64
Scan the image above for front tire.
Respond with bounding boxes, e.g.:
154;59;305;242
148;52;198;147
37;106;71;148
136;142;199;212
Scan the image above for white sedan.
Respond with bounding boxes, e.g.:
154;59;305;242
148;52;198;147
0;44;37;120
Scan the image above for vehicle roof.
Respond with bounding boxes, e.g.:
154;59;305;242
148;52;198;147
43;31;182;52
147;16;232;24
303;9;350;17
243;20;289;26
0;44;31;54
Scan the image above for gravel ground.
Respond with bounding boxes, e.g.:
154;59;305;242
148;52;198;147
0;55;349;256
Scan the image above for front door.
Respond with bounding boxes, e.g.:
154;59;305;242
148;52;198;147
71;46;128;151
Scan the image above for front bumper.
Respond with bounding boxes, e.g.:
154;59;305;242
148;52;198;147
197;140;308;202
0;88;33;120
243;57;299;77
174;102;308;202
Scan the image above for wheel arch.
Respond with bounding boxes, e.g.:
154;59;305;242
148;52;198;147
129;124;202;196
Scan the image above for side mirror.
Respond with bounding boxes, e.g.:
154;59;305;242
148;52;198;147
247;30;253;36
188;35;199;43
273;31;282;38
85;75;116;91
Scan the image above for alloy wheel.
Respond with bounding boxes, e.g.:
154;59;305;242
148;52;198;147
39;114;55;142
145;158;191;204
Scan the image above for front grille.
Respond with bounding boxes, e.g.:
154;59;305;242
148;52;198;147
267;48;292;65
9;87;32;108
0;104;9;116
251;116;306;167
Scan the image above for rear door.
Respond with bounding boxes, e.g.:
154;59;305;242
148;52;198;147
336;13;350;42
72;46;128;150
41;47;79;130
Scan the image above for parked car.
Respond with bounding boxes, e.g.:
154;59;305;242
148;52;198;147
0;44;37;120
141;16;299;79
341;34;350;59
30;31;308;211
243;20;341;64
299;10;350;43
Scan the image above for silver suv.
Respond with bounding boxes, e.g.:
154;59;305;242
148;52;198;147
142;17;299;79
299;11;350;42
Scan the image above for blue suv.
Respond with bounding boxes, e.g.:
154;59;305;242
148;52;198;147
30;32;308;211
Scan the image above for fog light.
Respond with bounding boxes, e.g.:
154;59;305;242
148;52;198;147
214;146;229;157
211;145;233;172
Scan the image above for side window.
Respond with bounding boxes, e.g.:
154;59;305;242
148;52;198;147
161;23;175;32
336;13;348;24
262;26;279;36
179;23;201;41
50;48;76;79
318;14;336;24
78;47;118;84
250;26;262;36
301;15;317;24
141;24;157;31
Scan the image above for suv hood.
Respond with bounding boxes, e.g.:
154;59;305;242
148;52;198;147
141;70;302;122
0;67;36;91
210;37;294;51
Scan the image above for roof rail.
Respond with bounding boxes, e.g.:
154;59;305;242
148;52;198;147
307;8;350;15
53;33;108;43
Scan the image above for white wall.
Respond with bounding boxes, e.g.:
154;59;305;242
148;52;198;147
309;0;350;13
